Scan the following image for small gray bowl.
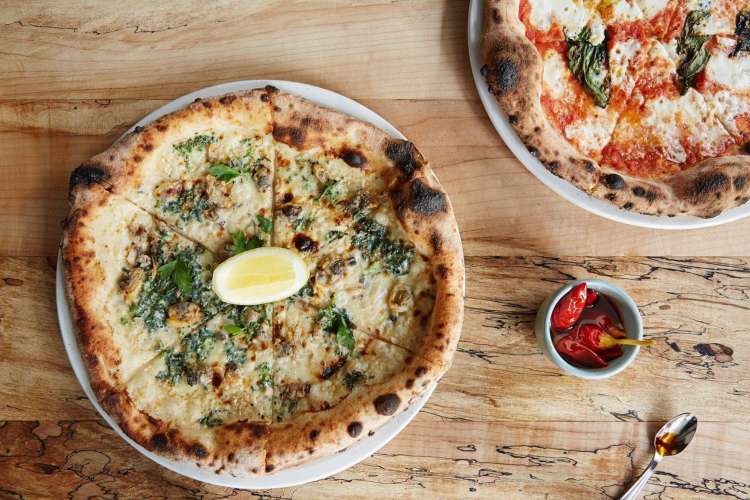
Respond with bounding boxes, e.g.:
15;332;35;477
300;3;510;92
535;279;644;380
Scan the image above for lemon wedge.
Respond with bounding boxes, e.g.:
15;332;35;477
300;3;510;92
212;247;309;305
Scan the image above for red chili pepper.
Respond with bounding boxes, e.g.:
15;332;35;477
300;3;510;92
600;345;624;361
551;283;588;330
554;335;608;368
578;324;654;352
585;289;599;307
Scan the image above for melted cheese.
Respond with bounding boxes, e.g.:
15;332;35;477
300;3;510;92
542;50;571;100
706;41;750;92
642;89;732;164
565;108;618;154
609;0;644;22
527;0;594;37
706;91;750;138
610;39;642;91
633;0;669;19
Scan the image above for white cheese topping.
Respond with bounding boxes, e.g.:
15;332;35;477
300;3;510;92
706;90;750;137
542;50;572;100
706;40;750;92
565;108;618;154
609;0;645;22
527;0;593;37
610;39;642;90
634;0;670;19
642;89;732;164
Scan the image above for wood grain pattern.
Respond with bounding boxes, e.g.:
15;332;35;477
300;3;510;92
2;0;750;497
2;256;749;496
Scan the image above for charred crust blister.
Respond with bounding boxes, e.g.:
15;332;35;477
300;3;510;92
339;147;368;168
273;126;305;148
734;176;747;191
602;173;626;190
686;173;729;202
69;164;110;195
347;422;363;438
408;180;447;215
385;140;423;179
483;59;519;96
373;394;400;416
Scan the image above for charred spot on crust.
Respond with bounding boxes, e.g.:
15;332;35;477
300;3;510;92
347;422;363;438
405;378;414;389
320;357;346;380
191;444;208;458
309;430;320;440
211;371;223;389
201;101;212;109
260;93;270;102
152;433;168;450
734;176;747;191
142;143;153;152
623;202;634;210
508;114;519;125
155;123;168;132
583;161;595;173
436;264;449;279
545;161;560;173
603;173;625;190
415;367;427;377
482;59;519;96
408;180;446;215
133;154;142;163
339;147;367;168
374;394;400;416
491;8;501;23
527;146;539;158
606;193;616;201
252;424;266;438
69;164;110;194
385;140;422;179
293;233;319;253
273;126;305;148
219;95;237;105
745;142;750;154
265;464;275;473
430;232;443;253
687;173;730;202
133;126;145;133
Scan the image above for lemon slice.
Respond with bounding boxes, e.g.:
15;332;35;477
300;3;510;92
212;247;309;305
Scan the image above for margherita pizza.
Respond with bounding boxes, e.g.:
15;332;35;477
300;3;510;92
62;87;464;475
482;0;750;217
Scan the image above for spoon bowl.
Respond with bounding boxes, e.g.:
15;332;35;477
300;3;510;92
620;413;698;500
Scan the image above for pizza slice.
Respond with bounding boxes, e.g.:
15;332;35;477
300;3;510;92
601;40;735;178
697;37;750;145
102;306;274;475
76;89;276;256
62;181;225;398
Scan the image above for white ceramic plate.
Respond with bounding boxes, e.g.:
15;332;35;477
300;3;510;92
468;0;750;230
56;80;435;489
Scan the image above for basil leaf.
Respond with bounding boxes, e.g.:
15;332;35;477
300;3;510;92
230;231;263;255
223;324;246;336
677;11;711;94
731;11;750;57
566;27;611;108
208;163;241;182
336;320;355;352
172;259;192;295
157;259;177;278
257;215;272;234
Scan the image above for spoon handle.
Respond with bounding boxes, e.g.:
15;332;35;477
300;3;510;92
620;455;661;500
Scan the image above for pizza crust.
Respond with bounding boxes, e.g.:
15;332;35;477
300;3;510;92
481;0;750;218
64;87;464;476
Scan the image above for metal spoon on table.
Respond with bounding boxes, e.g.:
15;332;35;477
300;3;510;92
620;413;698;500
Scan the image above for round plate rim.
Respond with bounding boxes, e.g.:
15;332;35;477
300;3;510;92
467;0;750;230
56;79;436;489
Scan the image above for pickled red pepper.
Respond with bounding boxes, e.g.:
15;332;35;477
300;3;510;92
550;283;652;369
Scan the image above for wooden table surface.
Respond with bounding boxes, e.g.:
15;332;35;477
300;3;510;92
1;1;748;498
